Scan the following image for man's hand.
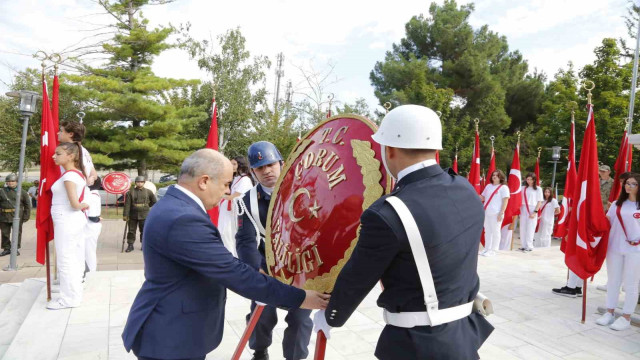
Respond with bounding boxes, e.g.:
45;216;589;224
123;217;128;222
313;309;333;339
300;290;330;310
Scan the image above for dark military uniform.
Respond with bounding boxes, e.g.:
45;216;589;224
0;185;31;251
123;187;156;245
326;166;494;360
236;184;313;360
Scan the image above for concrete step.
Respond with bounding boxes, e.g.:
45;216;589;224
0;284;19;314
2;284;71;360
0;278;46;358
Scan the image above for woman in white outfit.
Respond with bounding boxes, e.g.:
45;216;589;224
534;187;560;248
596;173;640;331
218;156;253;257
479;170;510;257
47;142;89;310
519;173;543;252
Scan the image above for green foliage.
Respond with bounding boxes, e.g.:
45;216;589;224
63;0;203;176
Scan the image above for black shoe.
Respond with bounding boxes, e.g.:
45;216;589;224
518;247;526;252
576;287;582;297
125;244;134;253
251;350;269;360
0;249;10;257
552;286;577;298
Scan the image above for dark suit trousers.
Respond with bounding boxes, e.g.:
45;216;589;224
0;221;22;250
247;301;313;360
127;219;145;244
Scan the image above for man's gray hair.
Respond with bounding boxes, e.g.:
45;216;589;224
179;149;225;182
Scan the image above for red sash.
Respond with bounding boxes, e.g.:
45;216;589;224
523;187;532;216
616;204;640;246
535;200;550;233
484;185;504;210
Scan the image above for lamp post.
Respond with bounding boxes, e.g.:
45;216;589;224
550;145;562;190
4;90;39;271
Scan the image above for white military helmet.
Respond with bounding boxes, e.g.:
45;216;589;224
372;104;442;150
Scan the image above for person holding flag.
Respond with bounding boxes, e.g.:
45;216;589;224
499;139;522;250
47;142;89;310
518;173;543;252
596;173;640;330
479;170;509;257
534;187;560;248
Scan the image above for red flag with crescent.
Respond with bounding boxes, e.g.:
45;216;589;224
564;105;610;279
265;115;391;291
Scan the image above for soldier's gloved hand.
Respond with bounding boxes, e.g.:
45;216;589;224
123;217;128;222
313;309;333;339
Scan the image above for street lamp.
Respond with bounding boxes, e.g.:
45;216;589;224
550;145;562;190
4;90;40;271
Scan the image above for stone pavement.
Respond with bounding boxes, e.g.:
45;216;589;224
1;220;640;359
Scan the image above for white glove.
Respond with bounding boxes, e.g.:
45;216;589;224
255;301;267;306
313;309;332;339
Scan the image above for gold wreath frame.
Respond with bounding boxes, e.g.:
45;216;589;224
265;114;390;292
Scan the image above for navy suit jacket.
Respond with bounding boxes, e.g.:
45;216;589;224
326;165;493;359
121;186;305;359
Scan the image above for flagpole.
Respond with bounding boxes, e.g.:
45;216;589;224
627;13;640;136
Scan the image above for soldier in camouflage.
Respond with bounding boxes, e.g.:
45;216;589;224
123;176;156;253
0;174;31;256
599;164;613;211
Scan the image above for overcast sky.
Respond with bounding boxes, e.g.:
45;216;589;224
0;0;632;113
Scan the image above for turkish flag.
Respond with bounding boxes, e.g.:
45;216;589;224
452;154;458;173
205;98;220;226
52;74;60;132
486;147;496;185
501;143;522;234
36;79;61;265
468;131;481;194
534;155;541;186
564;105;610;279
554;116;578;245
609;130;633;203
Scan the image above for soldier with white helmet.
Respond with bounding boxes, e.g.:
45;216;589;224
314;105;493;359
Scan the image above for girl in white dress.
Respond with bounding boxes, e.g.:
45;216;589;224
519;172;543;252
479;170;510;256
534;187;560;248
596;173;640;331
47;142;89;310
218;156;253;257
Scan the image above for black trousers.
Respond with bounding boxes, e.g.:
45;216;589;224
0;221;22;250
127;218;145;244
247;301;313;360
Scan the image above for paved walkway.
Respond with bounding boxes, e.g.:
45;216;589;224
2;220;640;359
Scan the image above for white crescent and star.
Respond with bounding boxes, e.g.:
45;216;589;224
288;188;322;222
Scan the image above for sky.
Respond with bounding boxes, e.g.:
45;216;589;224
0;0;633;114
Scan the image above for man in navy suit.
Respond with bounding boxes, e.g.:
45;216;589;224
122;149;329;360
314;105;493;359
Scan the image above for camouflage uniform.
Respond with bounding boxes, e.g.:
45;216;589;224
123;186;157;245
0;176;31;252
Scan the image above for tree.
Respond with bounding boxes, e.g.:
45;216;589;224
184;27;272;157
369;0;544;172
65;0;202;176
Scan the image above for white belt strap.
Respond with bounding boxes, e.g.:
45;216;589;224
250;186;266;236
385;196;473;327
